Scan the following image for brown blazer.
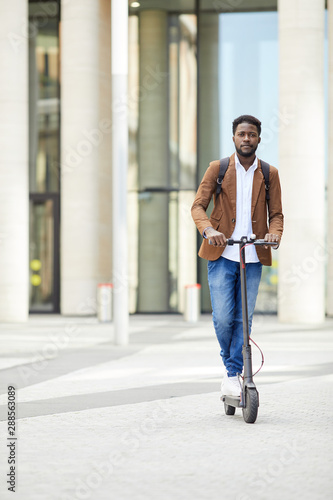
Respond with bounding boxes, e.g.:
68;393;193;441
191;153;284;266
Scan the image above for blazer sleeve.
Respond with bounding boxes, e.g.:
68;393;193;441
267;167;284;238
191;161;220;236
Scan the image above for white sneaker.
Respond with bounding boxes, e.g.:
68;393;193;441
221;375;242;397
220;367;228;393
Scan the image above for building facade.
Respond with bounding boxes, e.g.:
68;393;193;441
0;0;331;323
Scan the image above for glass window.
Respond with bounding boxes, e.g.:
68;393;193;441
129;6;197;313
129;2;281;313
198;9;279;312
29;1;60;193
29;1;60;313
169;14;197;190
218;12;279;167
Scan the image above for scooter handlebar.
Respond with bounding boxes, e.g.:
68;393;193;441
252;239;278;246
208;238;278;246
208;234;278;247
226;237;277;246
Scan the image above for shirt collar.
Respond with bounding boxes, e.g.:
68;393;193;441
235;152;258;171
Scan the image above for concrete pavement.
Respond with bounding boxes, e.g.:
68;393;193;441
0;313;332;500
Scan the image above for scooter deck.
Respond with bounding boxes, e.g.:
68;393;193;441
220;394;243;408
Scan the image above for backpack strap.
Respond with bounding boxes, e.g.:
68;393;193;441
260;159;270;202
216;157;230;199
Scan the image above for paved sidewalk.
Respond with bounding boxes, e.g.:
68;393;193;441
0;314;332;500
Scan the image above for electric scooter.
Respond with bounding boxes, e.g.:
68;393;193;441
214;235;277;424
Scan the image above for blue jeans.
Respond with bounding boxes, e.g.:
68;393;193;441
207;257;262;376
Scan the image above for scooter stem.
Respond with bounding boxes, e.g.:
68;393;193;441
239;242;253;385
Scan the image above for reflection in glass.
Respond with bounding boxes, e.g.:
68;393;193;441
138;192;169;312
169;18;179;188
137;190;197;313
29;200;54;311
29;1;60;193
169;192;179;310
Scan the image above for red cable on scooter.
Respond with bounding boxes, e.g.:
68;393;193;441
249;336;265;376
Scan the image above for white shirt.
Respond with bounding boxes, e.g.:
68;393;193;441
222;153;260;263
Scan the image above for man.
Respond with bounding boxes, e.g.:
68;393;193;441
191;115;283;397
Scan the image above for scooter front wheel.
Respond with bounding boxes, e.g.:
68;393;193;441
242;388;259;424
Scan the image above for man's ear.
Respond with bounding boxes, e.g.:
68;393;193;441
232;136;235;145
258;137;261;144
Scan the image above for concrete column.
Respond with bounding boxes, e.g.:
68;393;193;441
61;0;112;315
0;0;29;322
328;0;333;316
198;13;220;312
138;11;169;312
278;0;326;323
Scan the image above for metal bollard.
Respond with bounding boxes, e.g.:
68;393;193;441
184;284;201;322
97;283;113;322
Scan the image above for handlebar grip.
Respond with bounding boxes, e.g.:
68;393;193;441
209;239;229;246
253;239;278;246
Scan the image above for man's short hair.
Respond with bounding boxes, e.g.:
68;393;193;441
232;115;261;136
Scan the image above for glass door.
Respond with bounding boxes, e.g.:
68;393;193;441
197;1;279;312
29;195;60;312
129;4;197;312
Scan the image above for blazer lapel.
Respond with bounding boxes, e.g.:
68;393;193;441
251;160;264;217
224;153;237;216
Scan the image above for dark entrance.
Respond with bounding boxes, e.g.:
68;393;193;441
28;1;60;312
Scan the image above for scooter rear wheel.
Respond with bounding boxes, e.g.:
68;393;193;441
242;388;258;424
224;403;236;416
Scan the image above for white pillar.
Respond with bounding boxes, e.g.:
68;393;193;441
0;0;29;322
61;0;112;315
112;0;129;344
278;0;326;323
327;0;333;316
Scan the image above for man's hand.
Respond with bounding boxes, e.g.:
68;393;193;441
205;228;227;247
264;233;280;249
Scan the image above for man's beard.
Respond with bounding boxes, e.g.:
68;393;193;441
236;144;258;158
